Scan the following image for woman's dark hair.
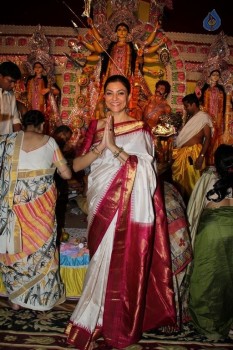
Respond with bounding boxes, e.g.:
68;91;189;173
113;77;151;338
206;144;233;202
100;23;137;77
104;74;131;94
22;110;45;128
53;124;72;136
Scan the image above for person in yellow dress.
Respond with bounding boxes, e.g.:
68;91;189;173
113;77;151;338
172;93;213;203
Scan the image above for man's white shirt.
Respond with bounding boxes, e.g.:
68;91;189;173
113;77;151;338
0;88;21;134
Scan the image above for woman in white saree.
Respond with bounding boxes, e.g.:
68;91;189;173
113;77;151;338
0;110;72;311
65;75;176;349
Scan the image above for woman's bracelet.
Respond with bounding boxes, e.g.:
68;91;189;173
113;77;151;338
113;147;124;158
91;145;103;157
58;167;68;175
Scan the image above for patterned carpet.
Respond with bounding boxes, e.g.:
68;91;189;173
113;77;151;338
0;296;233;350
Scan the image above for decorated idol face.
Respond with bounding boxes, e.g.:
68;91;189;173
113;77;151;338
116;24;129;40
33;62;44;76
209;70;220;84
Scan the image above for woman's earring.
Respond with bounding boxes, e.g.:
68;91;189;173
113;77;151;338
104;101;109;113
104;105;109;118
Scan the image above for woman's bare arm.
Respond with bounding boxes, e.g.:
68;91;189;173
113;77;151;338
57;163;72;180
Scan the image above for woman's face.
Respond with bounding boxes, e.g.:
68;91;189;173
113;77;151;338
116;25;128;40
104;81;129;113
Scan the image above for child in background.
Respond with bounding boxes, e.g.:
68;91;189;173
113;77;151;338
53;125;73;242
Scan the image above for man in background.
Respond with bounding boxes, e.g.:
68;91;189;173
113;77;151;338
172;93;213;203
53;125;73;242
0;61;22;134
143;80;173;172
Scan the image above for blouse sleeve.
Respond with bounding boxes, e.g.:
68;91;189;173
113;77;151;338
50;137;67;167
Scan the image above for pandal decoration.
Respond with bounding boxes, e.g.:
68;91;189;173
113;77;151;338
76;94;87;108
159;44;170;66
191;31;230;87
82;0;93;17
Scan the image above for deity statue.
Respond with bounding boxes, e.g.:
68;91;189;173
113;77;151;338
25;26;62;135
68;0;170;120
194;31;232;165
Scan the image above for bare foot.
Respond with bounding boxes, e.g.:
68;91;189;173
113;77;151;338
88;341;98;350
8;300;21;310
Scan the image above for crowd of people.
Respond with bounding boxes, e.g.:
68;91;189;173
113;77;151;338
0;46;233;350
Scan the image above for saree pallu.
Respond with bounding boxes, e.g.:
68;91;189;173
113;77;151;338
0;173;65;310
66;121;176;349
164;181;193;326
172;144;204;201
0;132;65;310
189;207;233;341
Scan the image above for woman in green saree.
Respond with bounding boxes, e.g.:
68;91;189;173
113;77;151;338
187;144;233;341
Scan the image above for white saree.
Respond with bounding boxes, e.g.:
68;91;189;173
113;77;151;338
66;120;176;349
